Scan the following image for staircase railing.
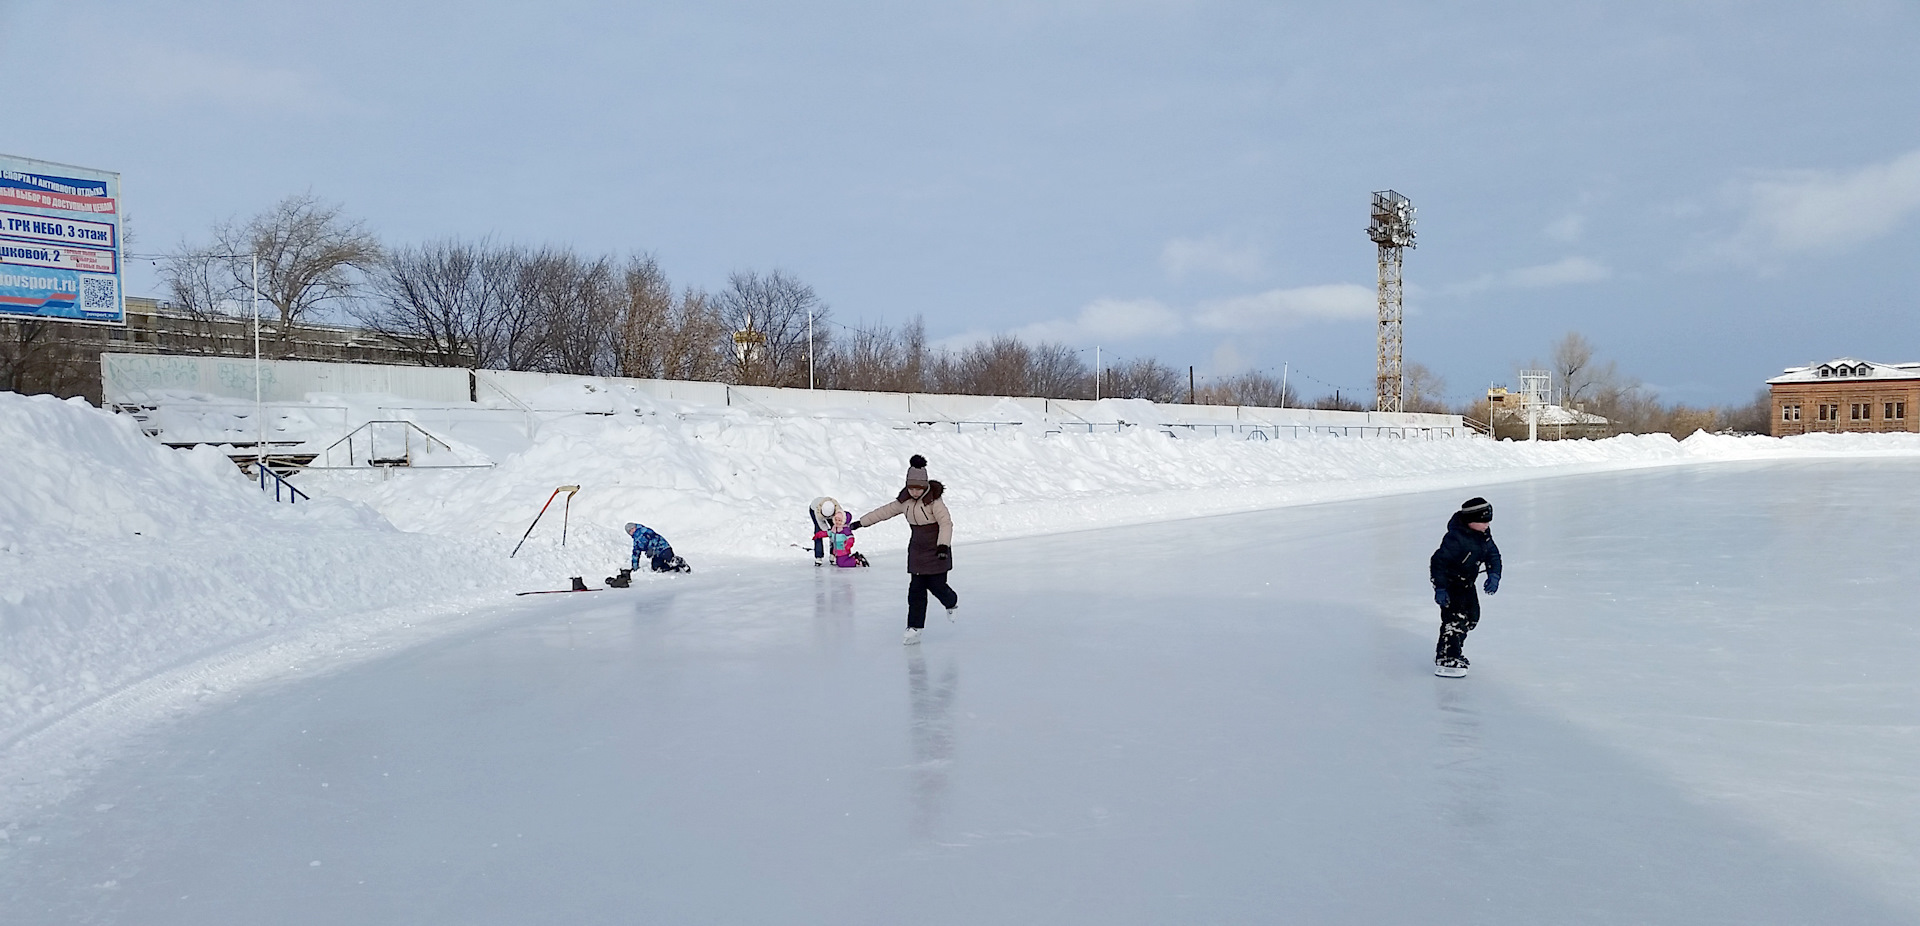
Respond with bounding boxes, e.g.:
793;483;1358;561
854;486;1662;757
312;420;456;468
241;459;310;503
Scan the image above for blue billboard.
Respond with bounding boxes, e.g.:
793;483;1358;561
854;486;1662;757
0;154;122;325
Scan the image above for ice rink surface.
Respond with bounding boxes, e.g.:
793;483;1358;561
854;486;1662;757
6;460;1920;924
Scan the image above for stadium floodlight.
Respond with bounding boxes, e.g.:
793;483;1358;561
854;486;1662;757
1368;191;1416;414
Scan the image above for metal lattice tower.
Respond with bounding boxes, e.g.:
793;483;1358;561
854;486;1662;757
1367;191;1416;413
1518;369;1551;441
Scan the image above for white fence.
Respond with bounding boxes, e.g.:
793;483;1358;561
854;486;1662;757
467;368;1471;437
102;353;470;405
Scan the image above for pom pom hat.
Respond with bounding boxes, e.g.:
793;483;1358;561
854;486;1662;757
905;454;930;488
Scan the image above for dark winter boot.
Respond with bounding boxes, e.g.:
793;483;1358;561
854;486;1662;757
605;568;632;588
1436;620;1469;662
570;576;588;592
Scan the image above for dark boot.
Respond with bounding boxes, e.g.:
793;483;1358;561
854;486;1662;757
570;576;588;592
605;568;632;588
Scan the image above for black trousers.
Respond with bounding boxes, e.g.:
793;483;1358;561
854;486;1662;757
1436;581;1480;661
907;572;959;629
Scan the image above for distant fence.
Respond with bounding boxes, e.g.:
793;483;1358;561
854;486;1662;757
102;354;1475;441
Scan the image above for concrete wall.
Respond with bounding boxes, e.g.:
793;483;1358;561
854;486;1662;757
102;353;470;405
105;353;1472;438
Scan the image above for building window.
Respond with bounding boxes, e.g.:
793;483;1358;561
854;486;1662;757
1786;404;1801;421
1891;402;1907;420
1851;403;1866;420
1818;404;1840;421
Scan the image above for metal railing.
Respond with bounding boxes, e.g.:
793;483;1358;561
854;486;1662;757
238;459;309;503
311;420;457;469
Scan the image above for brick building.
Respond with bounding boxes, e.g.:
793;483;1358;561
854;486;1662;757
1767;357;1920;436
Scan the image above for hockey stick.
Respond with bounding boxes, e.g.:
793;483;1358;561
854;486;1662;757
510;485;581;558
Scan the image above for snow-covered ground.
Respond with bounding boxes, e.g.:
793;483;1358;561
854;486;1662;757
4;461;1920;923
5;389;1920;918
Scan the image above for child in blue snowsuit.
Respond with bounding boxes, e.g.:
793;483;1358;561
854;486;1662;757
1429;497;1501;671
626;522;689;573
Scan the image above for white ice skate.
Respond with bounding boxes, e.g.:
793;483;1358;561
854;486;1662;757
903;628;922;645
945;605;959;622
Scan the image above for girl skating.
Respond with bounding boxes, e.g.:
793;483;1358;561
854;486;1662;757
850;455;956;645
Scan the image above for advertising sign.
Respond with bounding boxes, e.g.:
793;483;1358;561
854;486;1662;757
0;154;123;324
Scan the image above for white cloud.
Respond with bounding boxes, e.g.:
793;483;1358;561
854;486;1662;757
1010;297;1185;343
1544;213;1585;243
1449;257;1611;295
111;44;354;113
1721;148;1920;258
1191;283;1375;331
1159;236;1264;281
934;283;1372;350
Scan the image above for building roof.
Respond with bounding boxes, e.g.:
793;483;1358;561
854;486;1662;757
1767;358;1920;385
1492;402;1608;425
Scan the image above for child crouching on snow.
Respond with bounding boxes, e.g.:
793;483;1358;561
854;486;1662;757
607;522;690;587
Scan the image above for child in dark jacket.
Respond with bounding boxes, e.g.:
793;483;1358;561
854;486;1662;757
849;454;955;645
1429;497;1502;676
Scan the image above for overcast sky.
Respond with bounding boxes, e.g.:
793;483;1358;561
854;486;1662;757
7;1;1918;406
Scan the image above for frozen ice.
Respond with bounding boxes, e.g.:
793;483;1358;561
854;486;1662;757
4;461;1920;923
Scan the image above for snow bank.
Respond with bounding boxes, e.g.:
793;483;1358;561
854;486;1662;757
8;386;1920;759
310;413;1920;574
0;393;573;747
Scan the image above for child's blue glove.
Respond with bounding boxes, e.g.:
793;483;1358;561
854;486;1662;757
1483;573;1500;595
1433;587;1450;608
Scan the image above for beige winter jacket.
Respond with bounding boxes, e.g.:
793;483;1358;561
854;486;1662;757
858;481;953;574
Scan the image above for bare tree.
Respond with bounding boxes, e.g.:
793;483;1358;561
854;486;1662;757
1403;362;1450;413
523;249;621;376
1101;357;1184;403
1199;371;1297;408
935;335;1090;398
1030;342;1090;398
157;250;237;353
1720;388;1773;435
616;256;730;381
822;316;929;393
357;239;519;367
169;193;383;355
1550;332;1619;410
1313;391;1365;411
715;269;829;386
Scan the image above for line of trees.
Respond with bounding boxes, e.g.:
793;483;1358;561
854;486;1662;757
151;194;1772;430
1458;332;1773;437
160;195;1376;406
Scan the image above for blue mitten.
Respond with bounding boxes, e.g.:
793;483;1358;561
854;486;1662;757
1433;587;1450;608
1483;573;1500;595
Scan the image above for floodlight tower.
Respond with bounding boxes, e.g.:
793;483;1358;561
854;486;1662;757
1367;190;1416;413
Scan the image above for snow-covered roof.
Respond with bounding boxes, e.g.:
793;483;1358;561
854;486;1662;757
1767;358;1920;385
1492;402;1608;425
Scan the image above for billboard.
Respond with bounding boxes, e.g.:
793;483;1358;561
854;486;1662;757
0;154;122;325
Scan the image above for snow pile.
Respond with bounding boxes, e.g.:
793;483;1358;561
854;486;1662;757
313;411;1920;576
0;393;572;746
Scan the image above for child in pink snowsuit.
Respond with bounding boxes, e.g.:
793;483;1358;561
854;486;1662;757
813;510;868;567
